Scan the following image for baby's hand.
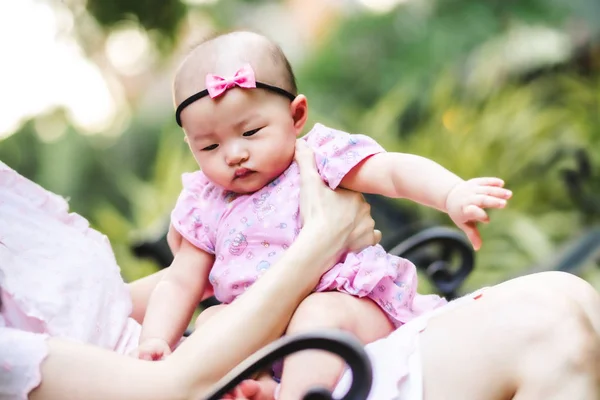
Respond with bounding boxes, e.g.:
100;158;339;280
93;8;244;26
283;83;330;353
131;338;172;361
445;177;512;250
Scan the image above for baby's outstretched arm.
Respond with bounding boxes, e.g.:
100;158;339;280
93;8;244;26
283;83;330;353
134;238;213;360
340;153;512;249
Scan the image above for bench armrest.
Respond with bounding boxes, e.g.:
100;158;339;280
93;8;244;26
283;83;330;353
202;331;373;400
387;226;475;299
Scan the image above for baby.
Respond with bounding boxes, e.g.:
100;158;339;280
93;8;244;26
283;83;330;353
134;31;512;399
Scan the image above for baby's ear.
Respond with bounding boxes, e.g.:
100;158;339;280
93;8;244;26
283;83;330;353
290;94;308;135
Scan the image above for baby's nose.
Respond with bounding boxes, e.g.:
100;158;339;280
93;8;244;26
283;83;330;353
225;146;249;166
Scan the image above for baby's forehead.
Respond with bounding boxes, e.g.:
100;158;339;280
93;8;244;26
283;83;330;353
184;88;278;138
174;34;287;102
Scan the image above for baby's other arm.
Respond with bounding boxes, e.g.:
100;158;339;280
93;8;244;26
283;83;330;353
340;152;463;212
138;238;214;354
340;153;512;249
167;223;183;255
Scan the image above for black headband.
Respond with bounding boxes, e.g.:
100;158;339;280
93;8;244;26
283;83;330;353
175;83;296;127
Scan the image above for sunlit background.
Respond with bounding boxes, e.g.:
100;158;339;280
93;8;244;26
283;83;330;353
1;0;599;293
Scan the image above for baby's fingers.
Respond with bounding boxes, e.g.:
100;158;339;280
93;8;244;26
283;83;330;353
475;185;512;200
462;204;490;223
469;177;505;187
470;194;507;210
461;221;482;251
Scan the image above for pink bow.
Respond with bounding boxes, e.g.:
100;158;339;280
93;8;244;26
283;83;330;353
205;64;257;98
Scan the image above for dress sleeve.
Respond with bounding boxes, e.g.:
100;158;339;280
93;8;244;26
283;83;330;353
0;320;49;400
304;123;385;189
170;171;217;254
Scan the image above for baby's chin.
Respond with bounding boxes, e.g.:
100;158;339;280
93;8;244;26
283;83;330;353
223;174;269;194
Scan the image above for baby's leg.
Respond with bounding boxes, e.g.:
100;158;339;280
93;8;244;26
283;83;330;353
277;292;393;400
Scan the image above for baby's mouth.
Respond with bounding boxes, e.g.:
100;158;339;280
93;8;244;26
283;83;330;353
234;168;254;179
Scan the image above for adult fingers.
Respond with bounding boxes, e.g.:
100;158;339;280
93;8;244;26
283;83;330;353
294;140;321;186
346;217;379;253
374;229;382;245
295;140;329;226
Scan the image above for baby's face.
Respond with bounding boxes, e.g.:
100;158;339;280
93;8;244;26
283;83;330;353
180;88;299;194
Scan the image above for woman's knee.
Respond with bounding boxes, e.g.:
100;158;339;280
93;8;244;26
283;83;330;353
539;272;600;326
536;272;600;374
527;271;599;302
503;271;600;334
495;272;600;373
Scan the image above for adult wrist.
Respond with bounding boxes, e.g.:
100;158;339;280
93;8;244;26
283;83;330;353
290;224;346;278
300;221;348;255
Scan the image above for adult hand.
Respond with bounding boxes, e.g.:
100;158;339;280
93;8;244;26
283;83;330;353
445;177;512;250
295;140;381;254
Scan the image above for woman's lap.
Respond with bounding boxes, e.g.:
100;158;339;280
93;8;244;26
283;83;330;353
418;271;599;400
333;272;599;400
332;289;485;399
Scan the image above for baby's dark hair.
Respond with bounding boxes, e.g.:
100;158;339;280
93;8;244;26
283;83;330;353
189;30;298;95
272;45;298;95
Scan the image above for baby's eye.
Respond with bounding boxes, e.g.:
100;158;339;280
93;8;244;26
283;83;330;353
201;144;219;151
242;128;261;137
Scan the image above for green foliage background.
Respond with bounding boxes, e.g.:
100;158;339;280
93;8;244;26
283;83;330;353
2;0;599;292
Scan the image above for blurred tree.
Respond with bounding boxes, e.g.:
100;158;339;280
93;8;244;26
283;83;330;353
85;0;187;49
2;0;599;289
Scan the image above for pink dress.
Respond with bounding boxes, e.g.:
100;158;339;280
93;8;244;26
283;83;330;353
171;124;446;326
